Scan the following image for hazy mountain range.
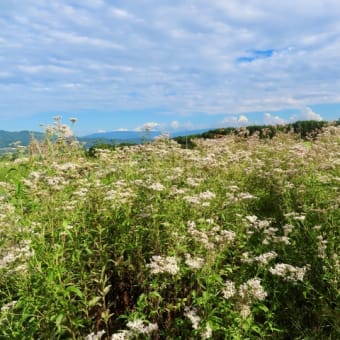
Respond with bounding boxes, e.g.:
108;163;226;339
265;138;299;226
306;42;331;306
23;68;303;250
0;128;210;150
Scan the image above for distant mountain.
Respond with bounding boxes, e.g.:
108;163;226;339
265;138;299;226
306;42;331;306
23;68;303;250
82;129;210;140
80;129;211;146
0;130;44;149
0;128;211;151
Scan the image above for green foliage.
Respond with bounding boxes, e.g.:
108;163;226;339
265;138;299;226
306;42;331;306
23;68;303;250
0;120;339;338
173;120;337;148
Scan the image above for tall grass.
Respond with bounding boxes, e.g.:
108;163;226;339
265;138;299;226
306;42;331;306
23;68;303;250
0;119;339;339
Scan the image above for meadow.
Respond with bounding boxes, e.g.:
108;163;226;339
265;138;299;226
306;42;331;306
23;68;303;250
0;118;339;339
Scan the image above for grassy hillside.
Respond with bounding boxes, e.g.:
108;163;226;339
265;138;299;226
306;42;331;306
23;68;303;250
0;122;339;339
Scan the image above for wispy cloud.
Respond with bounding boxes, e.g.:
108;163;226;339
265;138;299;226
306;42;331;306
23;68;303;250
0;0;339;131
49;31;123;49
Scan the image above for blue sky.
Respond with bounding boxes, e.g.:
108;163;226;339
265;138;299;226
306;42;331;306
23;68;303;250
1;0;340;136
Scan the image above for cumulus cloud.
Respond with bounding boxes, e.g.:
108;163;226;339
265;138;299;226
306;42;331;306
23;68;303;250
221;115;249;126
0;0;340;125
289;107;323;122
263;113;286;125
238;115;249;123
301;107;323;121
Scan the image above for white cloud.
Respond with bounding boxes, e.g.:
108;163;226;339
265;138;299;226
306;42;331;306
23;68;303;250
221;116;238;124
49;31;123;49
290;107;323;122
263;113;286;125
170;120;180;129
221;115;248;126
301;107;323;121
17;64;74;74
109;7;132;19
1;0;340;124
135;122;161;131
238;115;248;123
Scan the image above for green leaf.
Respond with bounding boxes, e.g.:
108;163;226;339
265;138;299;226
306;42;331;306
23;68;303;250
88;296;101;307
66;286;84;299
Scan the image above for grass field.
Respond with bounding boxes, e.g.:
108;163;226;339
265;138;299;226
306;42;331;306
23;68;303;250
0;120;339;339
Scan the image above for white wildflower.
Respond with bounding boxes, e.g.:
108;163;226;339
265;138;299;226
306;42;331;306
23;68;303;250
126;319;146;333
110;330;131;340
269;263;309;282
293;215;306;222
199;191;216;200
246;215;258;224
149;182;165;191
220;230;236;243
272;236;290;245
146;255;179;275
186;177;203;187
184;254;205;269
126;319;158;335
83;329;105;340
283;224;294;236
222;280;236;299
237;192;256;200
241;252;253;264
201;323;213;339
1;300;17;312
184;307;201;330
254;251;278;265
239;278;267;302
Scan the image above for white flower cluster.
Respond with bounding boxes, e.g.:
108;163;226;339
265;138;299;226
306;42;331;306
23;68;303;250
186;177;203;187
146;255;180;275
149;182;165;191
245;215;271;233
187;221;236;250
184;307;201;330
242;251;278;265
254;251;278;265
284;212;306;222
84;329;106;340
84;320;158;340
269;263;309;282
222;278;267;318
238;278;267;302
184;253;205;270
222;280;236;299
183;190;216;207
1;300;17;313
201;323;213;339
282;224;294;236
126;319;158;335
105;188;136;205
0;240;34;269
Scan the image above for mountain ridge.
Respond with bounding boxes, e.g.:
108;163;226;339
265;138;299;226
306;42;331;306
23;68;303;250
0;128;210;149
